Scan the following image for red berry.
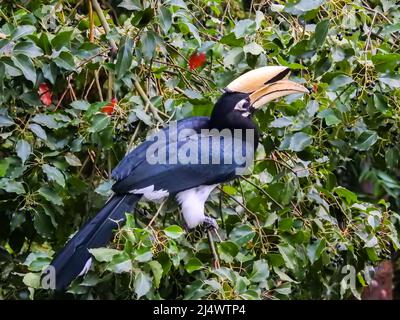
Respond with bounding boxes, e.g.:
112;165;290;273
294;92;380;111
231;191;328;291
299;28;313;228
188;52;206;70
38;83;52;106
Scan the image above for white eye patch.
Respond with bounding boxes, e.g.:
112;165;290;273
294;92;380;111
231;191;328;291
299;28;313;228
234;99;249;112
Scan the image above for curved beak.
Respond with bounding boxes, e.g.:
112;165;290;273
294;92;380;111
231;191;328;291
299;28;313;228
249;79;309;109
225;66;291;93
225;66;309;109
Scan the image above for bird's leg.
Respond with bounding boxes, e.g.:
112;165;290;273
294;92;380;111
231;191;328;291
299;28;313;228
203;216;218;230
203;215;220;268
134;206;150;218
207;229;220;269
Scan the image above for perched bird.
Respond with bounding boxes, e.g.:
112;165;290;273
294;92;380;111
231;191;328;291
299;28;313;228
48;66;308;291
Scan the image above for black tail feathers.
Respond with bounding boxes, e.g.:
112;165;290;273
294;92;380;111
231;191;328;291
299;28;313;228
47;194;140;291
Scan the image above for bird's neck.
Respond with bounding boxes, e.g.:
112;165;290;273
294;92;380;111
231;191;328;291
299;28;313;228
209;108;259;149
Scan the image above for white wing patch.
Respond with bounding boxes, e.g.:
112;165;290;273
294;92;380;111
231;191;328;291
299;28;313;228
78;257;92;277
130;185;169;202
176;184;217;229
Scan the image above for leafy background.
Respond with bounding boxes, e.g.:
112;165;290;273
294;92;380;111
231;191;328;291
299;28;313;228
0;0;400;299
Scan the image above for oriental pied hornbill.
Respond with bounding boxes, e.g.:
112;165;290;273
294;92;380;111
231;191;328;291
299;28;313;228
49;66;308;291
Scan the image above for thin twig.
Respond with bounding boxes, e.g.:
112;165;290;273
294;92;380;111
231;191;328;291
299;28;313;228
134;79;164;124
94;70;104;101
88;0;94;43
147;200;166;228
126;121;142;154
91;0;118;54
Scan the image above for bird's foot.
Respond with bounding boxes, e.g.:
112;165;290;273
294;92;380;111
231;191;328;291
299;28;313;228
203;216;218;230
135;207;151;218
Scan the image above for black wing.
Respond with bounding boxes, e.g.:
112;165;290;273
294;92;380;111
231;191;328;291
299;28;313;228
112;117;254;195
112;116;210;181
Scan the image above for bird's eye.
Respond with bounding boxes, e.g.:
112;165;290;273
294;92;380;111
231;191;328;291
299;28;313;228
234;99;249;112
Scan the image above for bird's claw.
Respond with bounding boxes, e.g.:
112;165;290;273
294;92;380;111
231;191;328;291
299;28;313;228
203;216;218;230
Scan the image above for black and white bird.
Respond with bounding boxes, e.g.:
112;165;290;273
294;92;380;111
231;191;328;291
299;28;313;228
49;66;308;290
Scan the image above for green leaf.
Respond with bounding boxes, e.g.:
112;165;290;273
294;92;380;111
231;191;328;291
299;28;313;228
317;109;341;126
185;257;203;273
379;74;400;88
285;0;327;15
88;114;110;133
38;186;63;206
372;54;400;73
220;33;245;47
134;247;153;262
28;124;47;140
329;74;353;91
33;211;53;238
270;116;293;128
148;261;163;288
134;272;151;298
10;25;36;41
94;180;113;197
382;23;400;35
315;19;330;47
118;0;142;10
13;41;43;58
140;31;156;61
23;252;52;272
280;132;313;152
218;241;239;263
365;247;380;261
158;7;172;33
307;239;326;264
164;225;184;239
0;178;25;194
23;272;41;289
11;54;36;83
53;51;75;71
233;19;256;38
353;130;378;151
230;225;255;246
167;0;188;9
42;164;65;187
250;259;269;282
243;42;264;55
0;115;15;127
70;100;90;110
64;153;82;166
32;114;62;129
275;282;292;295
186;22;201;46
89;248;120;262
16;139;31;164
277;244;296;270
0;159;9;177
42;63;57;85
264;212;278;228
335;187;357;205
116;37;134;79
51;30;73;50
11;212;26;232
273;267;298;283
131;8;154;28
223;47;244;67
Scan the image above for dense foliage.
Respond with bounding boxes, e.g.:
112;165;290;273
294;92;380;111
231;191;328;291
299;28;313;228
0;0;400;300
